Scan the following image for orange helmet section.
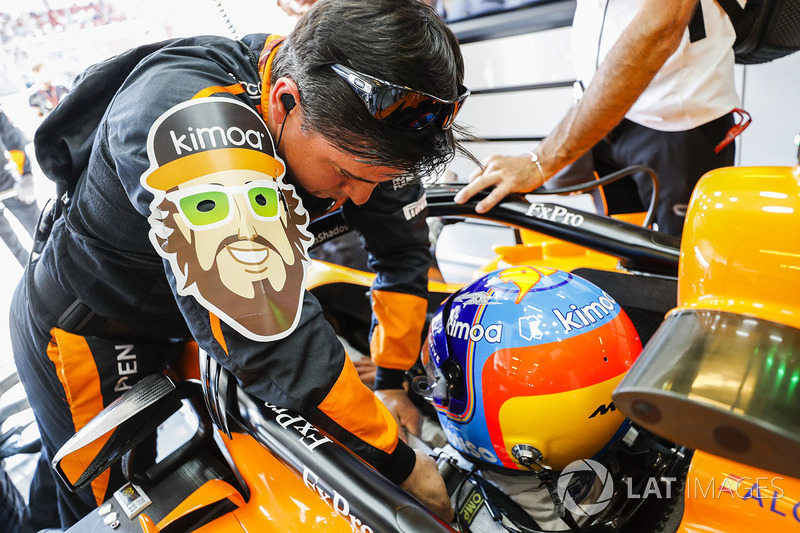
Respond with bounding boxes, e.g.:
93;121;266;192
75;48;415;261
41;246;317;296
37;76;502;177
677;165;800;327
497;374;629;471
486;309;640;470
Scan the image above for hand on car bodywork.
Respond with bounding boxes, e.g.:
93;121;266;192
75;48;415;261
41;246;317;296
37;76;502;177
401;449;455;523
374;388;422;442
454;153;550;214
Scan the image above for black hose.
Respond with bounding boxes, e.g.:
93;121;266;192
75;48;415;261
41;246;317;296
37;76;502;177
530;165;660;230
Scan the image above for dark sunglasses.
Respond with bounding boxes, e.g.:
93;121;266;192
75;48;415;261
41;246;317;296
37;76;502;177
330;63;469;130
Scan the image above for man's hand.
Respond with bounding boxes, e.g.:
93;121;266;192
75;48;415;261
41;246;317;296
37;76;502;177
400;449;454;523
353;357;377;389
454;153;548;214
374;388;422;441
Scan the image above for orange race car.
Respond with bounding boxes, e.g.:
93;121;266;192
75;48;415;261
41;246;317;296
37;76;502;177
46;161;800;533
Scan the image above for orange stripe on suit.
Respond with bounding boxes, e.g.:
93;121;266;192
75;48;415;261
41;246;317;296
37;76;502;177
46;328;111;506
209;313;229;356
192;83;245;100
318;357;399;455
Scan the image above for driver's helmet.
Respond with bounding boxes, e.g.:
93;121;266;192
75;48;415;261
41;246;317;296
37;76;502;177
417;266;642;472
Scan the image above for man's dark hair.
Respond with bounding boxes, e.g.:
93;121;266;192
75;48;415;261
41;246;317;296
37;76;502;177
272;0;470;180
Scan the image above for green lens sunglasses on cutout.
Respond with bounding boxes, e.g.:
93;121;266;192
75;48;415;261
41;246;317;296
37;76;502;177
165;180;282;231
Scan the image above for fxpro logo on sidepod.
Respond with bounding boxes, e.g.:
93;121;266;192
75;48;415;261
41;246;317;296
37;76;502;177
557;459;614;516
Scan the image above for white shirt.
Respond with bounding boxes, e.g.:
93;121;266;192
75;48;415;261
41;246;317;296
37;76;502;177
572;0;741;131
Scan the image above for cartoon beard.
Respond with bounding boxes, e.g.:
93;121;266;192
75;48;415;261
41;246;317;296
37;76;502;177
154;186;312;340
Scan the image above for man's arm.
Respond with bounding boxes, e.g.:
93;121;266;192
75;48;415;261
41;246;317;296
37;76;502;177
455;0;701;213
342;180;432;438
402;449;455;523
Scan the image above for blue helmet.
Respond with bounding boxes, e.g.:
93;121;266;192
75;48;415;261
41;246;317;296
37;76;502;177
416;266;641;471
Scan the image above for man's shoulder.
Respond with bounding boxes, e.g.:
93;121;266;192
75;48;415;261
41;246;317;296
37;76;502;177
240;33;270;51
111;36;262;114
137;35;251;67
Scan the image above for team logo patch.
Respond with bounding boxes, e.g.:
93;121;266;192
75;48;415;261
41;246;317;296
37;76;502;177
141;97;312;341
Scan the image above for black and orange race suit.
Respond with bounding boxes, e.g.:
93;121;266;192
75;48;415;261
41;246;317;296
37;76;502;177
10;33;430;527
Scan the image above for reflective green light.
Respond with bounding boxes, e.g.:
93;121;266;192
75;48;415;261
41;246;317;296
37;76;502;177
789;371;800;397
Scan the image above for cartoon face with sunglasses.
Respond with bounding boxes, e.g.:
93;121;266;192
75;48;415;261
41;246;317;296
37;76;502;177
165;172;297;296
143;98;312;341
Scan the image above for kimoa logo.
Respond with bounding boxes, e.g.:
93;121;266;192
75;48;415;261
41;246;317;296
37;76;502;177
552;291;618;333
170;125;266;156
446;314;503;343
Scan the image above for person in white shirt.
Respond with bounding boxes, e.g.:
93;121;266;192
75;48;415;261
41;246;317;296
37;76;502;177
455;0;743;236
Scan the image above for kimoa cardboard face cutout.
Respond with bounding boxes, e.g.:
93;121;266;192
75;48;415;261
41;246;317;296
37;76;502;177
142;97;313;341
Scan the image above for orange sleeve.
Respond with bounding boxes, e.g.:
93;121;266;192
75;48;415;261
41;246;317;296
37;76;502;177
317;355;399;454
369;289;428;371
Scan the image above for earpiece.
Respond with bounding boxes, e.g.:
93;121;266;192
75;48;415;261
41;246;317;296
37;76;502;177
276;93;296;148
280;93;296;112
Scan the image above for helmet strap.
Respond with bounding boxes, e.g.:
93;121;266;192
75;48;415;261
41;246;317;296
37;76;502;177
524;465;583;533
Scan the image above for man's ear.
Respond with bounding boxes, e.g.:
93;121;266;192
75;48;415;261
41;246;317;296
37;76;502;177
271;77;300;124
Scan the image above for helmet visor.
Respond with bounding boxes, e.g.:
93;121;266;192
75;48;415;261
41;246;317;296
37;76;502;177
412;323;452;405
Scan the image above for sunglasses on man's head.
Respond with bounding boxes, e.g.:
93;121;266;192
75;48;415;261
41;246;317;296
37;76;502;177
330;63;469;131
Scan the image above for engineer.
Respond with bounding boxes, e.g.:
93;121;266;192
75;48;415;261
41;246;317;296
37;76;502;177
11;0;468;527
